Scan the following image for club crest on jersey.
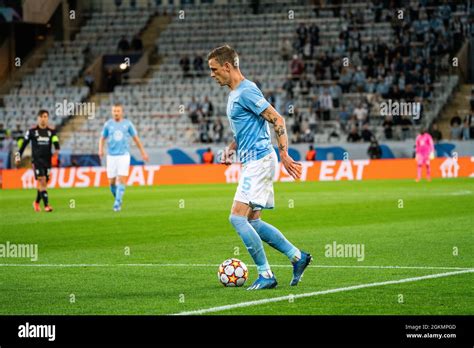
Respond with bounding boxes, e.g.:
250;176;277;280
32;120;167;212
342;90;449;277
113;130;124;141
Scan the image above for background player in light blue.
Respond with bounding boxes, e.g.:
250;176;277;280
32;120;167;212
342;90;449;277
208;45;312;290
99;103;149;211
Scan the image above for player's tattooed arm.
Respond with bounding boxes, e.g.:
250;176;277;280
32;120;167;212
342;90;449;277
260;105;288;153
260;105;302;179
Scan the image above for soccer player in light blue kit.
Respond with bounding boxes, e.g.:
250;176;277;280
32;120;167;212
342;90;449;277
208;45;312;290
99;103;149;211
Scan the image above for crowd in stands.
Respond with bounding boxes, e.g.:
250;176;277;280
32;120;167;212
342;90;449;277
0;123;23;152
276;1;471;146
179;54;206;78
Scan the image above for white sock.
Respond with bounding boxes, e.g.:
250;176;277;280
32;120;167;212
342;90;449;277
291;249;302;263
260;269;274;279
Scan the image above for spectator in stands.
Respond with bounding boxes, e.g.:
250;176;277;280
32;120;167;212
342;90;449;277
329;81;342;108
193;54;204;76
302;38;312;60
367;137;382;159
375;76;389;98
365;77;376;93
282;77;295;99
266;90;276;108
421;85;432;101
429;122;443;142
450;115;462;140
84;71;94;91
187;97;201;124
198;118;210;143
301;127;314;143
353;66;366;92
310;95;321;121
361;123;374;142
290;54;304;80
179;55;191;77
117;35;130;53
131;35;143;51
0;123;8;143
202;148;214;164
299;74;311;96
383;115;394;140
1;133;13;152
296;23;308;52
185;126;197;143
308;23;320;49
461;118;470;140
339;68;352;93
470;89;474;111
201;96;213;118
352;102;368;126
305;145;316;161
464;111;474;139
11;124;22;142
400;116;413;140
319;89;333;121
279;38;292;61
337;105;350;132
213;118;224;143
347;126;361;142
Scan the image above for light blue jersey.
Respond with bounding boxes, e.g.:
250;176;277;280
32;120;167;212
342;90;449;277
101;119;137;156
227;79;272;163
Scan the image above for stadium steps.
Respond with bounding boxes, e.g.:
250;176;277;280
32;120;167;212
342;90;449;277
0;36;55;95
141;14;172;77
436;84;473;139
58;93;110;147
57;15;171;147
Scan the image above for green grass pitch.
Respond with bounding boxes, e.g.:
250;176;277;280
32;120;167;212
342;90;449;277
0;178;472;315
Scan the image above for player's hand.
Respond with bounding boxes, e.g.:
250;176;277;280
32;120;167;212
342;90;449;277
280;152;302;179
142;152;149;162
98;149;104;158
220;148;234;165
14;152;21;167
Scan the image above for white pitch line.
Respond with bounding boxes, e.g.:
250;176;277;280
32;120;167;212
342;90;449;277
173;269;474;316
0;263;472;271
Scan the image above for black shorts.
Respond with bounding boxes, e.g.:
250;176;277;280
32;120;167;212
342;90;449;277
33;165;51;181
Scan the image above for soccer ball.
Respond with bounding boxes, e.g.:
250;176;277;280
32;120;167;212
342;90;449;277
218;258;248;287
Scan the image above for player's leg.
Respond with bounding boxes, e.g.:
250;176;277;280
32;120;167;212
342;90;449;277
229;201;276;290
109;177;117;198
248;208;311;286
32;166;42;211
114;175;127;211
248;210;301;263
425;159;431;181
247;151;311;285
106;155;118;199
230;201;272;277
416;155;422;182
37;170;52;212
112;155;130;210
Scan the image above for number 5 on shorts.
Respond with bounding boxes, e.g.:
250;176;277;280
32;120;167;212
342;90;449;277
242;177;251;192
